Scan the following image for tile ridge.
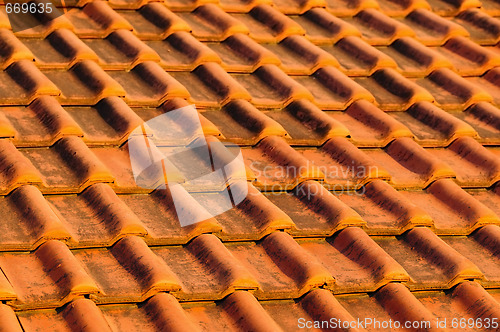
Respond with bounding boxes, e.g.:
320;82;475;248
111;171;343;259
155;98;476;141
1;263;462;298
46;29;99;68
188;233;261;294
193;4;250;40
363;180;433;232
321;137;391;185
300;288;358;326
355;8;415;43
374;283;438;326
0;29;34;70
249;4;305;41
194;62;251;105
408;101;478;143
143;293;201;331
7;60;60;103
10;185;72;246
336;36;397;75
406;9;469;45
81;183;148;242
107;29;161;69
255;64;314;105
261;231;335;292
29;96;84;143
111;236;182;297
372;68;435;109
222;291;284;331
404;227;484;287
302;8;361;44
138;3;191;38
286;99;350;142
71;60;126;102
427;179;500;233
53;136;115;191
62;298;112;332
391;37;454;76
224;99;289;140
452;281;500;319
82;1;133;36
132;61;191;105
293;181;366;232
333;227;410;286
449;136;500;185
35;240;101;297
94;96;144;144
0;140;44;193
346;100;414;146
281;35;340;73
258;136;324;182
224;33;281;72
166;31;222;68
313;66;375;108
385;137;456;187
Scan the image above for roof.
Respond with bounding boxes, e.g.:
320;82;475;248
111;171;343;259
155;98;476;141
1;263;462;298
0;0;499;330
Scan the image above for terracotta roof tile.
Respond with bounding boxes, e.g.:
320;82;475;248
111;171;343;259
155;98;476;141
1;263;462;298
22;137;115;193
417;281;500;322
262;35;339;75
295;66;375;109
117;3;190;39
344;9;416;45
10;9;74;38
108;61;189;106
148;31;221;70
455;8;500;45
21;29;98;69
65;1;133;37
0;29;34;69
322;36;397;76
355;68;435;110
324;0;379;17
231;4;305;42
391;101;477;146
202;99;289;145
290;8;361;45
401;9;469;46
365;137;456;188
377;37;453;77
177;4;249;41
267;180;365;236
232;65;313;108
171;63;249;107
0;0;499;328
205;33;279;73
329;99;413;147
337;179;433;234
375;226;483;290
270;99;350;145
1;60;60;105
424;0;481;17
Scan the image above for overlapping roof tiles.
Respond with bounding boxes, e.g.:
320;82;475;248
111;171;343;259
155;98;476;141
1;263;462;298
0;0;498;330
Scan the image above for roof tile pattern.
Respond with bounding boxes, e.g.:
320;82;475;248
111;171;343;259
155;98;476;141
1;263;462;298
0;0;498;330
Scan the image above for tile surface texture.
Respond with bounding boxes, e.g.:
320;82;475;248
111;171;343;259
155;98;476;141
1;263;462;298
0;0;499;330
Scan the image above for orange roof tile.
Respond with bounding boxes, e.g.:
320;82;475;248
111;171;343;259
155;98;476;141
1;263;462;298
0;0;499;330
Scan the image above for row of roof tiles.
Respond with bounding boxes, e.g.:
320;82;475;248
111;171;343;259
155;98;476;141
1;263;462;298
0;133;499;194
0;227;496;309
1;177;499;250
3;60;500;112
1;0;498;17
5;24;500;77
1;3;500;45
0;96;498;148
0;281;497;331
